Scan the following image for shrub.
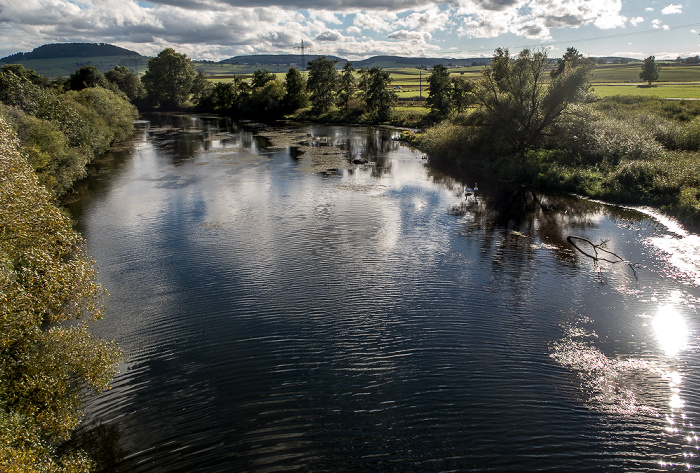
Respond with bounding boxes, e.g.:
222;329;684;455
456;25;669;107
0;118;120;471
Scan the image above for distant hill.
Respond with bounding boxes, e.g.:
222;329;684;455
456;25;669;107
219;54;491;70
0;43;140;63
220;54;347;66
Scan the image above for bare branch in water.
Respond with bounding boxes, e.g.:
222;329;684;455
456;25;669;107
567;235;640;279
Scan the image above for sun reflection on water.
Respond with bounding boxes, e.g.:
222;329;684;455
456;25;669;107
653;305;689;357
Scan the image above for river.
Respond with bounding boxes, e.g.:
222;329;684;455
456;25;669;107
68;114;700;472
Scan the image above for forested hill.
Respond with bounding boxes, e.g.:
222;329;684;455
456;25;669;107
220;54;346;65
0;43;140;63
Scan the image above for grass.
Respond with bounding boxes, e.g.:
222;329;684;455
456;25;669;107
592;83;700;99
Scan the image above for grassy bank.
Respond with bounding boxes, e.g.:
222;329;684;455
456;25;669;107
417;96;700;228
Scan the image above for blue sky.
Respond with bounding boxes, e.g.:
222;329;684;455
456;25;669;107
0;0;698;61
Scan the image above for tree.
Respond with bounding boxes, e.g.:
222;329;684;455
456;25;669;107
251;69;276;89
142;48;196;109
551;47;588;78
0;117;120;471
470;47;593;153
361;66;396;121
284;67;309;112
640;55;660;86
69;65;108;91
426;64;453;119
105;65;145;102
191;70;212;108
306;56;338;114
451;75;473;113
337;62;356;111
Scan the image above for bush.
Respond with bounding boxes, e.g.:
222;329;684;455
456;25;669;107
0;118;120;471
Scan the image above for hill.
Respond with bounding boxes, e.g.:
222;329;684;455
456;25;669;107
0;43;148;78
1;43;140;63
220;54;346;66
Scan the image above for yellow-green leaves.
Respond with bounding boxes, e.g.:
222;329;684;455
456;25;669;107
0;117;121;470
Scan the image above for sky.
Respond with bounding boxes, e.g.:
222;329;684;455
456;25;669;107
0;0;699;61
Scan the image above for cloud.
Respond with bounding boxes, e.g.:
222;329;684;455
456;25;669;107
387;30;429;41
456;0;626;40
661;4;683;15
315;30;344;42
652;18;663;29
630;16;644;27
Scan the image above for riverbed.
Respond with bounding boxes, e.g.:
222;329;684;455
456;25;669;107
69;114;700;472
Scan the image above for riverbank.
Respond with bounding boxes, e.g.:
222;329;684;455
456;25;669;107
412;95;700;230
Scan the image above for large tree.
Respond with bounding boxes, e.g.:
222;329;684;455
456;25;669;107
426;64;453;119
105;65;145;102
470;47;593;154
284;67;309;112
69;65;108;91
360;66;396;121
306;56;338;114
142;48;197;109
640;55;660;86
337;62;356;112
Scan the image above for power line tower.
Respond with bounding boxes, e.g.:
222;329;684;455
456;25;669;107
294;40;310;72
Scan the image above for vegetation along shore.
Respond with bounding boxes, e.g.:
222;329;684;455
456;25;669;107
0;42;699;469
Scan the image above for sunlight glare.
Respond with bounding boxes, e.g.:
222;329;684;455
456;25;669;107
653;305;688;357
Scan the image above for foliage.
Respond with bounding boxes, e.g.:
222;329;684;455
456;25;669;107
0;65;49;87
640;56;660;86
142;48;196;109
249;79;286;118
306;57;339;114
0;118;121;470
105;65;145;103
469;47;594;154
251;69;275;89
68;66;108;91
451;75;473;113
359;66;396;122
283;67;308;112
426;64;453;119
337;62;356;111
0;66;137;195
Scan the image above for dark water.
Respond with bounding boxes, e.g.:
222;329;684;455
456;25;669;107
69;115;700;472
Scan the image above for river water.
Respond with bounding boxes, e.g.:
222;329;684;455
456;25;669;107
68;115;700;472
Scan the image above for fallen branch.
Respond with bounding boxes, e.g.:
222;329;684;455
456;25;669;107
567;235;639;279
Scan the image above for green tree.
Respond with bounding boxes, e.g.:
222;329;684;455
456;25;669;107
427;64;453;119
551;47;587;78
451;75;473;113
0;117;121;471
68;66;108;91
361;66;396;121
105;65;145;102
0;65;49;87
284;67;309;112
249;79;286;118
306;56;338;114
142;48;196;109
251;69;276;89
337;62;356;111
640;55;660;86
470;47;593;153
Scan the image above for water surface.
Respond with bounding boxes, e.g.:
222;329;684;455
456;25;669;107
70;115;700;472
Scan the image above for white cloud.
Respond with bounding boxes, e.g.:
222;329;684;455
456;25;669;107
645;7;654;12
630;16;644;27
652;18;663;29
352;11;397;32
661;4;683;15
315;30;344;42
